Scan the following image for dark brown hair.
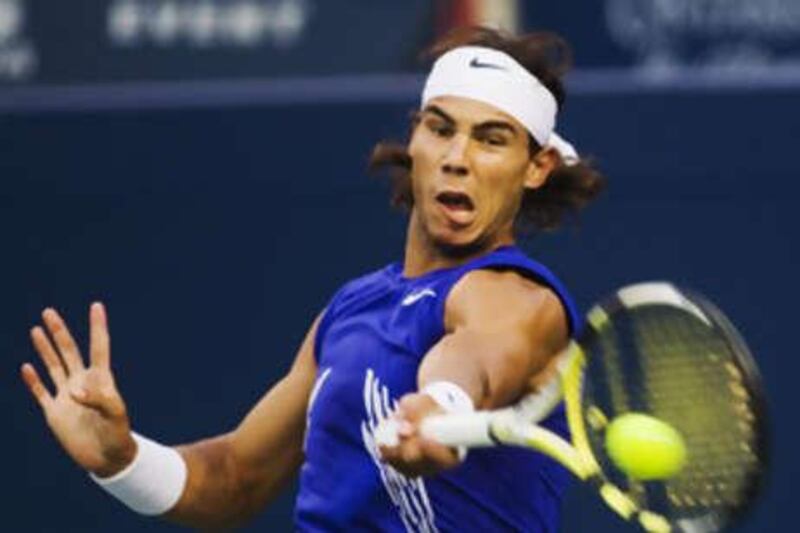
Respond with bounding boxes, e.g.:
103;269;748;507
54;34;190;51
369;26;606;232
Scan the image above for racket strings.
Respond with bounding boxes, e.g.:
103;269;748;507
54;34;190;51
633;310;759;511
582;305;762;526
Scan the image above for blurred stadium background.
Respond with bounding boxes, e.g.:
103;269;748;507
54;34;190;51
3;0;797;530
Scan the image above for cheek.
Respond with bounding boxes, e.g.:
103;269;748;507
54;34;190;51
407;129;436;166
481;157;527;191
406;135;422;161
476;156;528;208
408;136;440;194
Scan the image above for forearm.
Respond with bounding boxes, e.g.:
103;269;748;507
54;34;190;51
420;273;569;411
165;432;302;530
164;365;312;528
166;434;252;530
417;330;529;410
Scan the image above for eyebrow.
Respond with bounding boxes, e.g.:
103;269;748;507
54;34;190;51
422;105;455;124
474;120;518;137
421;105;519;137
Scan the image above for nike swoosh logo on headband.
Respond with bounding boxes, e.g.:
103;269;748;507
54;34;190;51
469;57;506;70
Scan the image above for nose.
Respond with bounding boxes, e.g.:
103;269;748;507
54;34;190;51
441;134;469;177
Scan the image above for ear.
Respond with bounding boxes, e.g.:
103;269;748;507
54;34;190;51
524;146;559;191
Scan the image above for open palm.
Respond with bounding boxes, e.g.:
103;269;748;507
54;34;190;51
21;303;136;477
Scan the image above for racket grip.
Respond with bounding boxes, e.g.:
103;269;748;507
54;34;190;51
420;412;496;447
514;377;563;423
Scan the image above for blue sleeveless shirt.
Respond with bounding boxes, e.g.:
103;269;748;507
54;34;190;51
295;246;580;532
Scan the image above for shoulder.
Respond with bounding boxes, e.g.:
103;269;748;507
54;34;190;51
445;269;568;348
447;246;579;335
448;268;566;322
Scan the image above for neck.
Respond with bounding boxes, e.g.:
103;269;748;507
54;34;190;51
402;210;515;278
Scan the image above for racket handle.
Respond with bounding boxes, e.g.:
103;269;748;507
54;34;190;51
373;412;495;449
514;377;563;423
420;412;496;447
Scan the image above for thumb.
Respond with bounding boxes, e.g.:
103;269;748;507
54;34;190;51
70;381;123;417
398;393;441;423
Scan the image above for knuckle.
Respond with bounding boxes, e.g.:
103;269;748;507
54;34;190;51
383;454;399;468
400;393;423;405
94;386;114;403
401;444;421;464
399;394;424;413
102;388;120;405
107;401;126;418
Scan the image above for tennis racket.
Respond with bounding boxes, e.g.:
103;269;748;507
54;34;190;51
380;282;768;532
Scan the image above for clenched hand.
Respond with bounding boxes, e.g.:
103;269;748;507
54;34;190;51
378;393;462;478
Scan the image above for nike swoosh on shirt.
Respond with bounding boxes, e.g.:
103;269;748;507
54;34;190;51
469;57;506;70
401;288;437;306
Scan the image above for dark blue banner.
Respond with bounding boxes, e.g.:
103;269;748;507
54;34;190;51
0;0;433;85
528;0;800;70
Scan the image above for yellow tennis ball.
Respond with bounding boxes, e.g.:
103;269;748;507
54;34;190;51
604;413;687;480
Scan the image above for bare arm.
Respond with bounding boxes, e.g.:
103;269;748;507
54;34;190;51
380;269;569;476
22;303;319;530
419;269;569;408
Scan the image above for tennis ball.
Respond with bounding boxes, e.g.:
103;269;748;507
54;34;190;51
604;413;687;480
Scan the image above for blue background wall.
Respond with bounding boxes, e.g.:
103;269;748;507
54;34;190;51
4;83;797;531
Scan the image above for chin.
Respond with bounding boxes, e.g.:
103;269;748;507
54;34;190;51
431;231;489;259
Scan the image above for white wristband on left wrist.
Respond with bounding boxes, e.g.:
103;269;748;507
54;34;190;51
90;432;187;516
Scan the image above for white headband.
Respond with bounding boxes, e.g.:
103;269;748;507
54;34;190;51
421;46;579;165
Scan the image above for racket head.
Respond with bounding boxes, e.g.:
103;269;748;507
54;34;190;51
576;282;768;532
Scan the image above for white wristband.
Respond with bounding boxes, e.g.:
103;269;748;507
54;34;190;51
421;381;475;461
421;381;475;414
90;432;187;515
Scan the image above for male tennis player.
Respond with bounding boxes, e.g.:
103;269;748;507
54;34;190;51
21;27;604;531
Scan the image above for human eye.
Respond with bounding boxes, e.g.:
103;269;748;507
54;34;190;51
477;131;509;147
425;118;454;138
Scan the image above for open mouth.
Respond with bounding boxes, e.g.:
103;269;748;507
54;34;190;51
435;191;475;212
434;190;476;227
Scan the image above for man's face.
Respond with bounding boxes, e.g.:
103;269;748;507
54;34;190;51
407;95;550;253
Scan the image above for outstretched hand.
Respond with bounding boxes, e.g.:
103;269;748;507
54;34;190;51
21;303;137;478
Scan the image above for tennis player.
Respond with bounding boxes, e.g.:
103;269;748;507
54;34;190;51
21;27;605;531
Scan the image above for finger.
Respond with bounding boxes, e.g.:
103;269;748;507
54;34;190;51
70;370;125;418
89;302;110;368
398;394;416;412
419;438;461;469
400;439;424;465
398;393;440;424
70;384;116;417
380;444;420;477
396;419;415;439
42;308;85;375
20;363;54;411
30;326;67;389
378;444;400;462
